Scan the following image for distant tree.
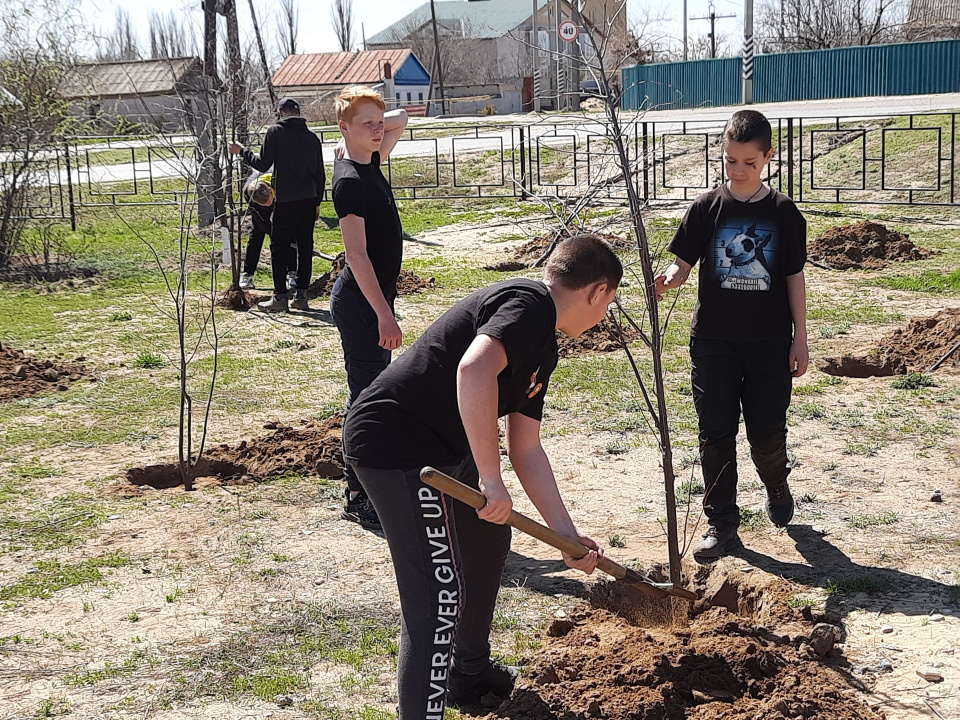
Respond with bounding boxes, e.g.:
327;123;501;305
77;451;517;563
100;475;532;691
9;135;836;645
756;0;906;51
277;0;299;57
96;7;141;62
331;0;355;52
149;10;198;59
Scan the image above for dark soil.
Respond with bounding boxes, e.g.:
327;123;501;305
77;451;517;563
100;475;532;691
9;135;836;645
117;415;345;493
0;344;88;402
808;222;936;270
558;318;639;357
512;231;635;265
818;307;960;377
484;260;530;272
208;414;345;480
217;287;252;310
481;571;882;720
306;252;435;298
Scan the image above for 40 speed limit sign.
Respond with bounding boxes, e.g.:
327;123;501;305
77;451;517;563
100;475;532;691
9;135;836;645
558;20;579;42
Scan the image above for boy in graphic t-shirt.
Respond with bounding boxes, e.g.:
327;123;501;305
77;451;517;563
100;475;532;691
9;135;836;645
330;86;408;530
343;234;620;718
655;110;809;563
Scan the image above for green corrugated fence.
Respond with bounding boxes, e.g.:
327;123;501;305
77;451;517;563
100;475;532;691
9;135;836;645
621;39;960;110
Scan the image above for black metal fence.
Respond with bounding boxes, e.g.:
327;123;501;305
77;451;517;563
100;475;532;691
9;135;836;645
6;110;959;226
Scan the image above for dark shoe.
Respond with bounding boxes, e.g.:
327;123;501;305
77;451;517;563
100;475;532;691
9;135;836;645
693;526;742;563
765;481;794;527
447;660;518;708
290;293;309;311
341;489;381;529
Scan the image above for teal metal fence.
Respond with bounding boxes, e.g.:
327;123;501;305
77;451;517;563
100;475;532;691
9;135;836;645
621;39;960;110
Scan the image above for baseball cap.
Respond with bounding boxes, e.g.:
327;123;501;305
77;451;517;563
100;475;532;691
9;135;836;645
277;97;300;113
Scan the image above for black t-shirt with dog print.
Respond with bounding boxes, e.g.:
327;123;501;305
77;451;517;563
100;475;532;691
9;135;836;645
343;278;558;469
669;185;806;340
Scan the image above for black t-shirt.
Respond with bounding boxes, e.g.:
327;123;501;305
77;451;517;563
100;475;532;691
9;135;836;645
332;151;403;298
343;279;559;469
668;185;806;340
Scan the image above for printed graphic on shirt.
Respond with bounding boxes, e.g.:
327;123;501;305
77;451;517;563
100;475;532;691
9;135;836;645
710;220;778;292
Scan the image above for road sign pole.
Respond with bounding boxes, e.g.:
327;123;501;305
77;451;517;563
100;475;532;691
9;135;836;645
743;0;754;104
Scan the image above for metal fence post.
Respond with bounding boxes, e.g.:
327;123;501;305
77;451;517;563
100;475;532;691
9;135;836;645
642;122;650;202
519;127;528;199
63;141;77;231
786;118;794;199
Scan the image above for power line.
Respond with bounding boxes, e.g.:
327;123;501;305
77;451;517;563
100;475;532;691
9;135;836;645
689;2;736;58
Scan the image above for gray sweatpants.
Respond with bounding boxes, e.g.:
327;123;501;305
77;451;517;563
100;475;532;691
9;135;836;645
355;457;512;720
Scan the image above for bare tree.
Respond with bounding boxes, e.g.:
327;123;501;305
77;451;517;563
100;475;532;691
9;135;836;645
96;7;141;62
277;0;300;57
0;0;83;267
756;0;906;51
149;10;198;59
331;0;355;52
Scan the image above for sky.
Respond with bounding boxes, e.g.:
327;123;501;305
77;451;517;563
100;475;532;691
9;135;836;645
81;0;747;63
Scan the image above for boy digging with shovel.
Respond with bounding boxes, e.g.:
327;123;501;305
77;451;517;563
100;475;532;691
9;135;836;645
343;234;621;717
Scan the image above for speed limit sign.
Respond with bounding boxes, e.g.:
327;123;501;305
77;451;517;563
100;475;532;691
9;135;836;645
558;20;579;42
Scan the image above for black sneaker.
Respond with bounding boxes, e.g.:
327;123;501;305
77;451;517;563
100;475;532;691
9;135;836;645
765;481;794;527
447;660;518;708
341;489;381;529
693;526;743;563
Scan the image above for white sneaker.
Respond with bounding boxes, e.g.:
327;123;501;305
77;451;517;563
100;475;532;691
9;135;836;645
239;273;255;289
286;271;297;291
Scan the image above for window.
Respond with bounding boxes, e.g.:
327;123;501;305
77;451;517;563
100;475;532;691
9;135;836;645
418;92;423;101
406;92;411;101
396;93;400;100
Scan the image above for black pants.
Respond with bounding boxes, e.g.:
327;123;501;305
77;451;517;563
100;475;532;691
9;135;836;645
330;276;395;493
691;337;793;532
355;457;511;720
243;203;296;277
270;198;315;296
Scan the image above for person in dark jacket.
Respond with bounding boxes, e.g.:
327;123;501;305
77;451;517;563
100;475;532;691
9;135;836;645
229;97;325;312
238;171;296;290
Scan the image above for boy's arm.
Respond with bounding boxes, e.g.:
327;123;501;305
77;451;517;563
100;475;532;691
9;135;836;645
378;109;408;160
457;335;513;524
231;129;275;172
786;270;809;377
339;215;402;349
654;258;692;301
505;412;602;574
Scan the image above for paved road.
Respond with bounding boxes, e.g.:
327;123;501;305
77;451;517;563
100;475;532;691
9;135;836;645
16;92;960;187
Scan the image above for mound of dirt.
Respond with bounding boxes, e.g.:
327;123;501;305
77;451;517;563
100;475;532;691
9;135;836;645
0;344;87;402
209;415;345;480
484;571;881;720
818;307;960;377
558;318;638;357
115;415;345;494
484;260;530;272
306;253;435;298
809;221;935;270
513;231;635;265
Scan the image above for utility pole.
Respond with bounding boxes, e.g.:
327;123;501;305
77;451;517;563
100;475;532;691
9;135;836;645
683;0;688;61
429;0;446;115
554;0;563;110
743;0;754;103
689;2;736;59
532;0;540;112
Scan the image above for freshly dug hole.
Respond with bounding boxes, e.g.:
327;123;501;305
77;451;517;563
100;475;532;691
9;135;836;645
483;567;880;720
819;307;960;377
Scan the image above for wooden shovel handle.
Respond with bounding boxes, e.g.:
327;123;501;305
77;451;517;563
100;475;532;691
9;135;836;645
420;466;672;600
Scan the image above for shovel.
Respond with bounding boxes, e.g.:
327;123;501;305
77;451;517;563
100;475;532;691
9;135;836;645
420;467;698;602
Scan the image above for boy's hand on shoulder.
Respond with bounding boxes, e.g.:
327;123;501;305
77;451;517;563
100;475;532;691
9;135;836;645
477;477;513;525
790;337;809;377
562;534;604;574
378;313;403;350
228;142;243;155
